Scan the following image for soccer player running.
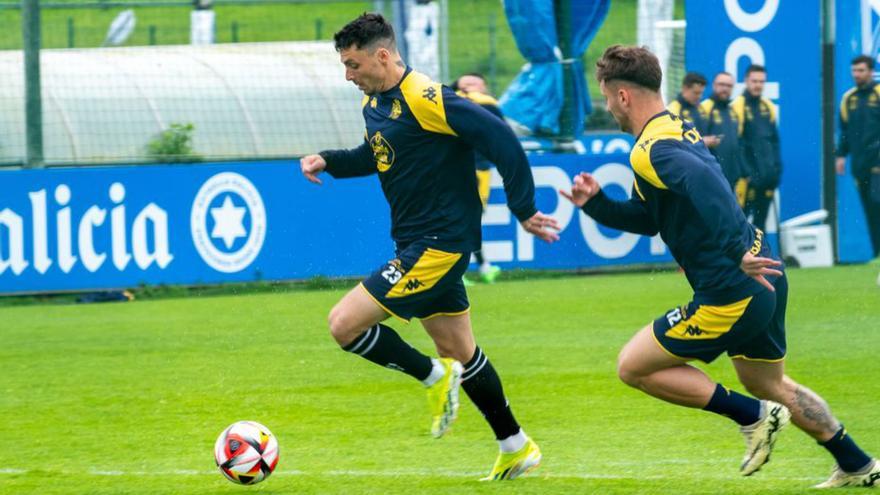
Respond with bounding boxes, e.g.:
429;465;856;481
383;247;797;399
300;13;558;480
560;45;878;488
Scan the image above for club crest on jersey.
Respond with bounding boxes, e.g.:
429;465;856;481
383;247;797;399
390;99;402;119
370;131;396;172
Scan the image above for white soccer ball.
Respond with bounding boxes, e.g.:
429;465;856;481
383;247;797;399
214;420;279;485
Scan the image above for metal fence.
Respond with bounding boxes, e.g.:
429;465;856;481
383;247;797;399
0;0;681;167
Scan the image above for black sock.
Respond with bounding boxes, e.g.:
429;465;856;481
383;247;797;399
460;347;521;440
474;249;485;265
702;383;762;426
342;323;433;381
821;426;873;473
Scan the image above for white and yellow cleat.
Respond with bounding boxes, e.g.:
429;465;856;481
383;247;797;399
739;400;791;476
427;358;463;438
481;438;542;481
815;459;880;489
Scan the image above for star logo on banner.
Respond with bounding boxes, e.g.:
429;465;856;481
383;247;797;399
210;195;247;249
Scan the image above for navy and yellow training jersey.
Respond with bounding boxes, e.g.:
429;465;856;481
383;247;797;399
837;81;880;179
319;67;537;252
456;90;504;172
583;111;766;305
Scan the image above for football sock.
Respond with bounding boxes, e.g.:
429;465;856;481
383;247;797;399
421;359;446;387
342;323;433;381
498;429;527;453
820;426;873;473
702;383;762;426
460;346;521;440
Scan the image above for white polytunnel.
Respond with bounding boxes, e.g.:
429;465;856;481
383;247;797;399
0;41;364;165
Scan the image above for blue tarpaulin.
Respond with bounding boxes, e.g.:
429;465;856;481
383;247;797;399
499;0;610;136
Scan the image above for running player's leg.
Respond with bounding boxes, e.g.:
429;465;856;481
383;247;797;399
622;321;789;475
734;359;877;486
328;284;439;383
728;273;876;481
617;324;718;407
421;312;540;480
620;324;764;428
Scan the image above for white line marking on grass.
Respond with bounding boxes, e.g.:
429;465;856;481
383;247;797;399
0;467;821;482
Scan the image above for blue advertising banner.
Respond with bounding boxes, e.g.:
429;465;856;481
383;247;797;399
0;155;673;294
0;162;392;294
685;0;822;228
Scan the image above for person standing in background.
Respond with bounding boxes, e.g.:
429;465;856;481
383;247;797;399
700;72;747;204
733;65;782;233
667;72;708;134
836;55;880;267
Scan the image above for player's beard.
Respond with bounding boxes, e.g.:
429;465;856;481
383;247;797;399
612;111;632;134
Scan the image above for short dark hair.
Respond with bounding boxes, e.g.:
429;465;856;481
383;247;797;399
852;55;876;70
713;71;733;81
595;45;662;92
333;12;395;52
451;72;486;91
682;72;707;88
745;64;766;77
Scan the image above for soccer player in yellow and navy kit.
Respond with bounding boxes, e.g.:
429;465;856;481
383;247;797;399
561;45;879;488
732;65;783;233
835;55;880;261
299;13;559;480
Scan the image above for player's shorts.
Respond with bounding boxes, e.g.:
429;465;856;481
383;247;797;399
476;169;491;209
361;239;470;322
652;274;788;363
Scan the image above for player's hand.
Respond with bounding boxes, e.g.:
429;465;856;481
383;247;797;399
835;157;846;176
520;211;560;243
300;154;327;185
740;251;782;292
559;172;601;207
703;134;721;147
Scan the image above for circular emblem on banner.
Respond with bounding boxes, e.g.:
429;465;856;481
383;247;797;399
191;172;266;273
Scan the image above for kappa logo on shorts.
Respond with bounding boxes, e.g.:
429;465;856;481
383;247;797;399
402;278;424;292
684;325;705;336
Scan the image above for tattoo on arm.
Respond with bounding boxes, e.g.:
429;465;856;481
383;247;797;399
794;385;840;434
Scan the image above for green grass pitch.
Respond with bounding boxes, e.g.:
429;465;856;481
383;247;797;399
1;264;878;494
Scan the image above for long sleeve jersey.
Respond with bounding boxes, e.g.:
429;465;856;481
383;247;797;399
836;81;880;180
699;94;746;189
457;90;505;172
582;111;766;305
319;67;537;252
667;93;707;134
732;93;782;190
